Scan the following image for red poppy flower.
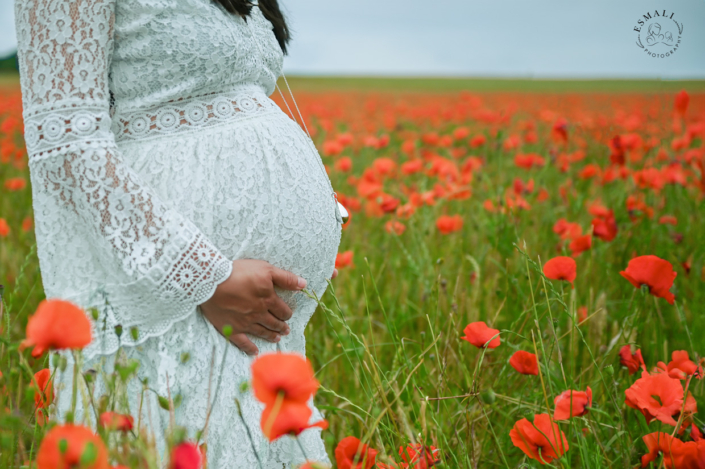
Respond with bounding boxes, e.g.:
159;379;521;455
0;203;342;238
37;424;109;469
20;299;92;358
666;351;703;380
509;413;568;465
461;322;500;349
399;444;440;469
509;351;539;376
4;177;26;191
553;386;592;420
33;368;53;426
542;257;577;287
577;306;588;324
591;213;618;242
33;368;53;409
625;371;696;426
336;251;355;269
640;432;705;468
99;412;134;432
385;221;406;236
260;400;328;442
659;215;678;226
436;215;463;234
251;353;319;407
335;436;378;469
620;255;677;304
168;442;203;469
568;234;592;257
299;463;329;469
619;345;646;375
674;89;689;117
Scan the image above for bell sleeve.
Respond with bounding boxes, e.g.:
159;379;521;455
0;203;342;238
14;0;233;356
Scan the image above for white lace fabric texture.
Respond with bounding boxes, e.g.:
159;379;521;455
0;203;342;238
15;0;341;467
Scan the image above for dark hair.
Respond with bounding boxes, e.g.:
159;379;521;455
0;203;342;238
214;0;291;54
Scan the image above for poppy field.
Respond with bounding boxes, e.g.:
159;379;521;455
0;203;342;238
1;75;705;468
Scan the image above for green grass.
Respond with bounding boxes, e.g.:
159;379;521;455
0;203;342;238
278;75;705;93
1;76;704;468
3;72;705;93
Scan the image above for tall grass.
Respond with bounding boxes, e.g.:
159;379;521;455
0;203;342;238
1;76;704;467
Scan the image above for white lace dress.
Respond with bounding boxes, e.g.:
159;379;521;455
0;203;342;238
14;0;341;467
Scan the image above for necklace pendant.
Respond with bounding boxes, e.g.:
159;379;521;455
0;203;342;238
334;193;348;225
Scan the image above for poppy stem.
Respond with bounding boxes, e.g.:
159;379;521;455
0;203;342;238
70;350;79;423
234;398;263;469
294;435;310;463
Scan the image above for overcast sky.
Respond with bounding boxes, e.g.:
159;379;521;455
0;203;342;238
2;0;703;78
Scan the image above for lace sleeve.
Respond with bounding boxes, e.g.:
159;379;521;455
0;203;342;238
14;0;233;350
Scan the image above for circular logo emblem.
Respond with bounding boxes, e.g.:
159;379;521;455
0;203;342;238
634;9;683;58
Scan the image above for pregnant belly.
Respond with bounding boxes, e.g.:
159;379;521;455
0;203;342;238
117;110;342;337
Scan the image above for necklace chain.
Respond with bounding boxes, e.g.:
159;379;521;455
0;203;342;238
243;8;346;225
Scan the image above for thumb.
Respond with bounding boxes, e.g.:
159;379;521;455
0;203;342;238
271;267;307;291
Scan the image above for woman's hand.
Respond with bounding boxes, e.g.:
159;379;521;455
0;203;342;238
199;259;306;356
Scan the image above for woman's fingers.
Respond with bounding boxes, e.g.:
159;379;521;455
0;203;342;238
267;296;293;322
270;266;307;291
229;333;259;356
257;310;290;335
331;268;338;279
249;324;281;343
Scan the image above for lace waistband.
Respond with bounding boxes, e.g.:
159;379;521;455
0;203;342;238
110;84;282;143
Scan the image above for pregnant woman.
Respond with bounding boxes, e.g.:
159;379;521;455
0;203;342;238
14;0;342;467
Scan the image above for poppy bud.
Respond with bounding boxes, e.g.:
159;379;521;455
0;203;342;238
604;365;614;376
480;389;496;405
114;325;123;338
130;327;139;341
222;325;233;337
90;308;99;321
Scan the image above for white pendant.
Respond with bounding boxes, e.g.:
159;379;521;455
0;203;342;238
335;201;349;225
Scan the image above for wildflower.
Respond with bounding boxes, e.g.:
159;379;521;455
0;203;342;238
659;215;678;226
553;387;592;420
99;412;134;432
20;299;92;358
4;177;26;191
260;400;328;441
618;345;646;375
385;220;406;236
37;424;109;469
335;251;354;269
33;368;53;425
461;322;500;349
435;215;463;235
542;256;577;287
568;234;592;257
624;371;696;426
0;218;9;237
335;436;378;469
665;351;703;380
639;432;705;468
509;351;538;376
168;442;203;469
591;213;618;242
399;444;440;469
674;90;689;117
509;413;568;465
577;306;588;324
251;353;319;407
620;255;677;304
335;157;352;172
